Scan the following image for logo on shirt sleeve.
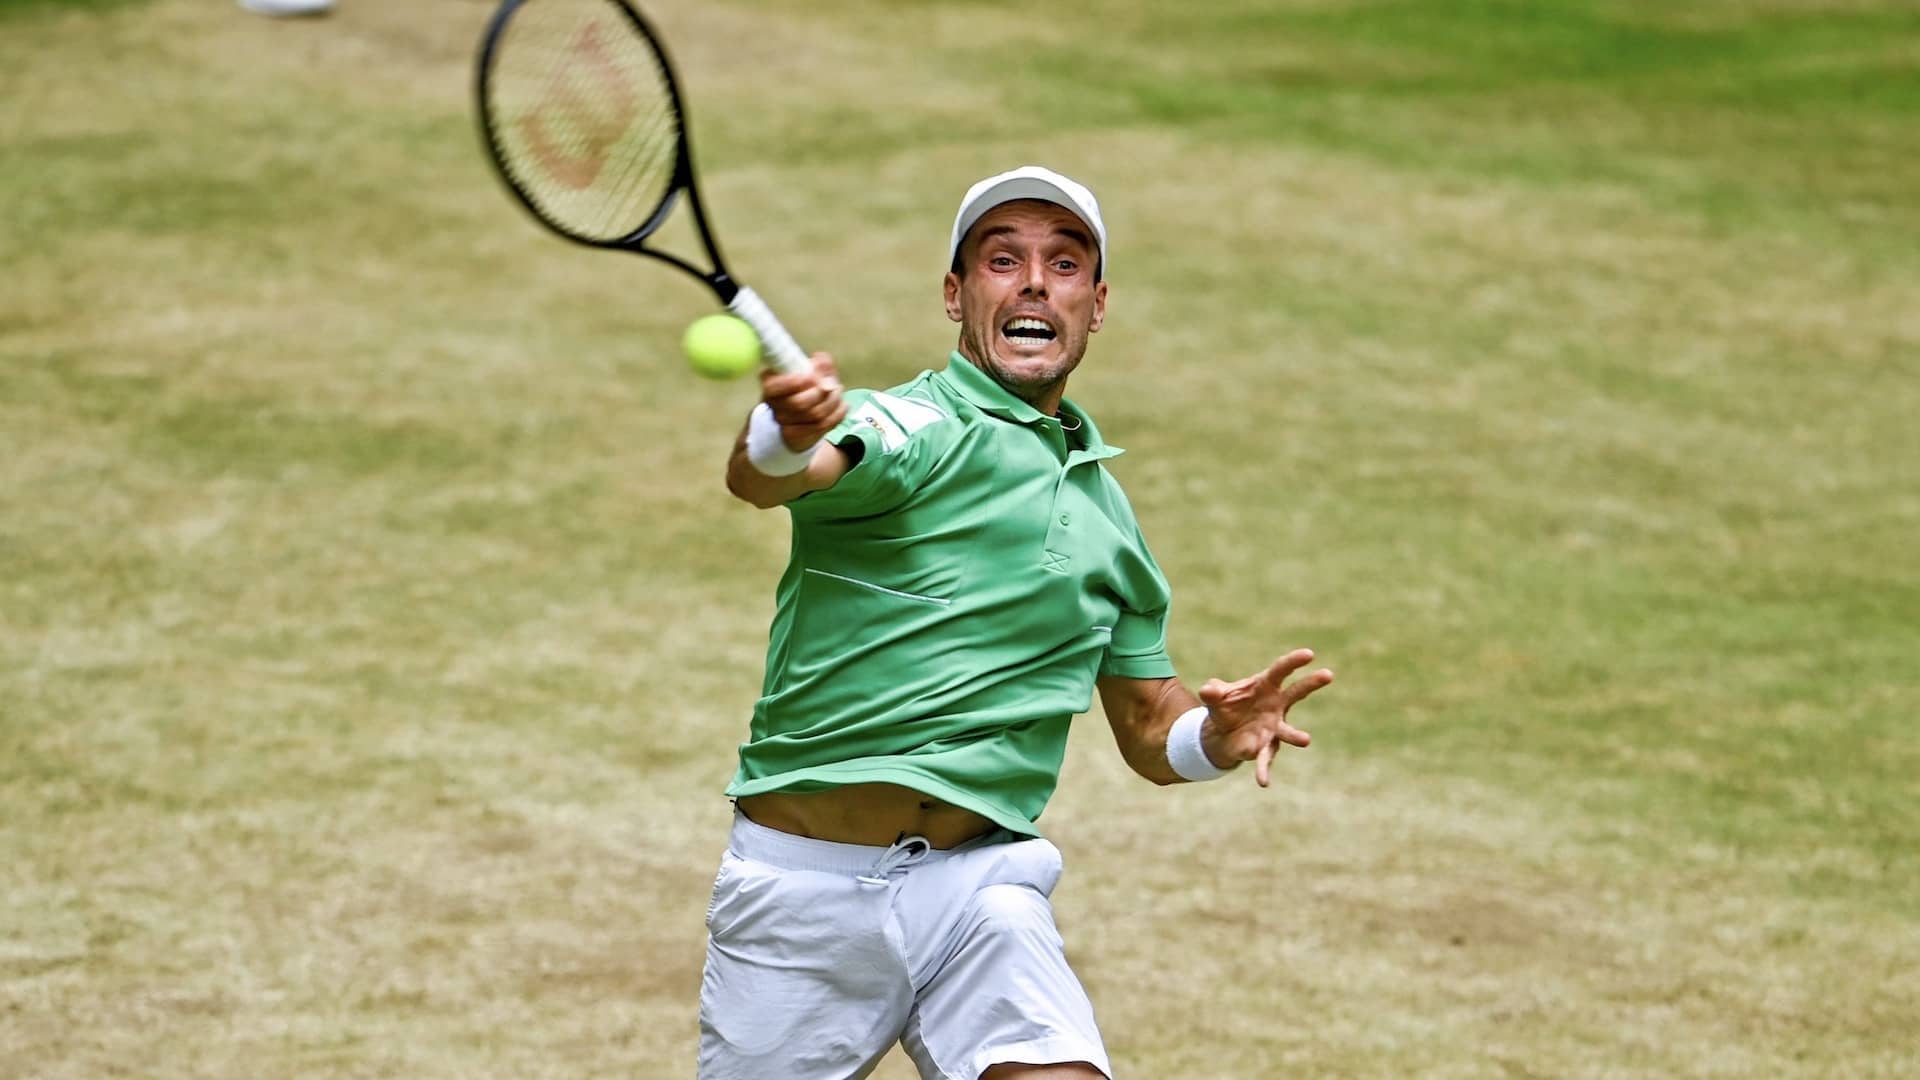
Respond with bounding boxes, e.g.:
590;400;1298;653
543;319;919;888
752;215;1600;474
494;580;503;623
851;392;948;453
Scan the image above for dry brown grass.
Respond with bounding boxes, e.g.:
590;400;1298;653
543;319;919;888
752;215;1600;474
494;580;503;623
4;1;1915;1077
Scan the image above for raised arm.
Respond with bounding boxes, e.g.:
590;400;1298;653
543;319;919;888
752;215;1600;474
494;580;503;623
1097;649;1334;787
726;352;853;508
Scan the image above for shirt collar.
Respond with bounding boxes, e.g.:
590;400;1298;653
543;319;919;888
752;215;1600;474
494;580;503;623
939;352;1122;459
941;352;1044;423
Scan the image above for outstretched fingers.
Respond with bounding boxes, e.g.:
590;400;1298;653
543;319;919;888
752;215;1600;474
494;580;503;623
1255;739;1275;788
1251;651;1335;787
1258;648;1317;690
1284;666;1336;708
1245;650;1336;713
1253;718;1312;787
1195;649;1336;785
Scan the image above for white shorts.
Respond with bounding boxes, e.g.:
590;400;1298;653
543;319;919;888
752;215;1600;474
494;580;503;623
698;811;1111;1080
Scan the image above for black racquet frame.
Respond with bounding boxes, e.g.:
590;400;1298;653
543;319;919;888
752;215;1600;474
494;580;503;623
474;0;810;373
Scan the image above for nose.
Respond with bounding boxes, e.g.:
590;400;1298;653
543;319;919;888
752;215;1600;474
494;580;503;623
1019;259;1048;298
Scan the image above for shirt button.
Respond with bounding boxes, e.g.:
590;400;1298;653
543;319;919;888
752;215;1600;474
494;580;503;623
1059;513;1071;526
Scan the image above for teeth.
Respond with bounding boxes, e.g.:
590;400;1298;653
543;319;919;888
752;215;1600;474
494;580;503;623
1004;318;1055;337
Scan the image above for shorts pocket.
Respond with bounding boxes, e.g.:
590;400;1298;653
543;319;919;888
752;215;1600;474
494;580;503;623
704;852;740;931
705;852;797;942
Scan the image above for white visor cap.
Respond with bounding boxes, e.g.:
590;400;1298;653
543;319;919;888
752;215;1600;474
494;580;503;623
949;165;1107;280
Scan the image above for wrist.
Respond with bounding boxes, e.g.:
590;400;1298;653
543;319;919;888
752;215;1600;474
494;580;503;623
746;402;818;477
1166;706;1233;782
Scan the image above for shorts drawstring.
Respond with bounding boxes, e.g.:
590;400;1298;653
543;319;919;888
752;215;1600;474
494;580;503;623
856;833;931;886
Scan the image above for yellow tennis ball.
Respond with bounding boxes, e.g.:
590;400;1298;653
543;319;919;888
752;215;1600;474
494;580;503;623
683;314;762;380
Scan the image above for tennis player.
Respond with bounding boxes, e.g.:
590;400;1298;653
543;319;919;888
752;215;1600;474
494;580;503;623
705;165;1334;1080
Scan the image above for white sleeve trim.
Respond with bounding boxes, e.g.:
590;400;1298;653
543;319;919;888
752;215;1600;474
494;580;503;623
848;392;948;453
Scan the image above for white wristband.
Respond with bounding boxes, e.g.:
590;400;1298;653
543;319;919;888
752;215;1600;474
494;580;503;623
746;402;817;477
1167;706;1232;782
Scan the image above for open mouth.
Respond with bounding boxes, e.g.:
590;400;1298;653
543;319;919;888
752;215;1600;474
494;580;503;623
1000;316;1058;346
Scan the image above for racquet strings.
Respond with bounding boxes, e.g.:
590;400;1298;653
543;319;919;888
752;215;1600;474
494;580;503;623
484;0;680;242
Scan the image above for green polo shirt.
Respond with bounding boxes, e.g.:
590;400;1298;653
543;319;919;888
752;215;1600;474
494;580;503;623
725;353;1176;836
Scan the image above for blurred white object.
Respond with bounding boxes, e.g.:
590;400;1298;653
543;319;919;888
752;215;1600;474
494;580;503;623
239;0;335;15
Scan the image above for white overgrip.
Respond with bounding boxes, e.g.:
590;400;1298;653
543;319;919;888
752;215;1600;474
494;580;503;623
727;287;810;375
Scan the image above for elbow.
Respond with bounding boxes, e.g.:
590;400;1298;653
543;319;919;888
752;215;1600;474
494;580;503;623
725;471;790;510
724;464;751;504
1124;750;1178;786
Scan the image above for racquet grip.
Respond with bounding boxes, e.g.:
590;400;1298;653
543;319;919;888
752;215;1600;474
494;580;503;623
728;287;811;375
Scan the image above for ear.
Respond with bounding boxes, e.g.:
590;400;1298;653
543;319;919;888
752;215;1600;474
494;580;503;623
1088;280;1107;333
943;272;963;323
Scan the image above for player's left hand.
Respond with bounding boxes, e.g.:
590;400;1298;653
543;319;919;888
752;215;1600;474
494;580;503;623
1197;648;1334;787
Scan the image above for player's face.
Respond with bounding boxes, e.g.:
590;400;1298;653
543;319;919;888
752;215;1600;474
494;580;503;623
945;200;1106;412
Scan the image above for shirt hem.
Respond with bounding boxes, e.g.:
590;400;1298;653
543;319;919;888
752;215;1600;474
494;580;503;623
725;765;1044;838
1096;657;1177;680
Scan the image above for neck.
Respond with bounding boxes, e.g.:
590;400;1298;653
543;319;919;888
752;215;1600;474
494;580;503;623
1002;376;1067;417
1024;384;1068;416
956;345;1069;415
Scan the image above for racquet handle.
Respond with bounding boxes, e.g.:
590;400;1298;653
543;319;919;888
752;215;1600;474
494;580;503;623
727;287;811;375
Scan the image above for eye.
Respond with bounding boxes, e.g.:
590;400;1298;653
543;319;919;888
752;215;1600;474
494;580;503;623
1054;258;1079;273
989;255;1017;270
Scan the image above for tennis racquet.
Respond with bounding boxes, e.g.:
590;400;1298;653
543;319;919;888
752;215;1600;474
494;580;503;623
475;0;809;374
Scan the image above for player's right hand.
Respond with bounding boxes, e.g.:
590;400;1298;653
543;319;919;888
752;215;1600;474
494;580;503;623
760;352;846;453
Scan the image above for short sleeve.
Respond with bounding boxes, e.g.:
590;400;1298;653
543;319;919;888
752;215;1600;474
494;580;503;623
1096;486;1176;679
787;388;952;521
1099;600;1175;679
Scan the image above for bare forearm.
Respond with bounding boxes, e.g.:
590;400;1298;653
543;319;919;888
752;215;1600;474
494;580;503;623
725;352;851;508
1100;650;1333;788
1100;676;1211;785
726;430;849;508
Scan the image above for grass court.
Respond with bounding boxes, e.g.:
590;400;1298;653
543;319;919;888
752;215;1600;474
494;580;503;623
3;0;1916;1075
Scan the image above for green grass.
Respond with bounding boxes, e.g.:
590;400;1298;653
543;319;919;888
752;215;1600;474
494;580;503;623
0;0;150;17
4;1;1917;1076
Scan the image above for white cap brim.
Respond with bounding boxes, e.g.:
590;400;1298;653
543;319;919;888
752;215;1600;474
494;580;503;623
949;166;1107;279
